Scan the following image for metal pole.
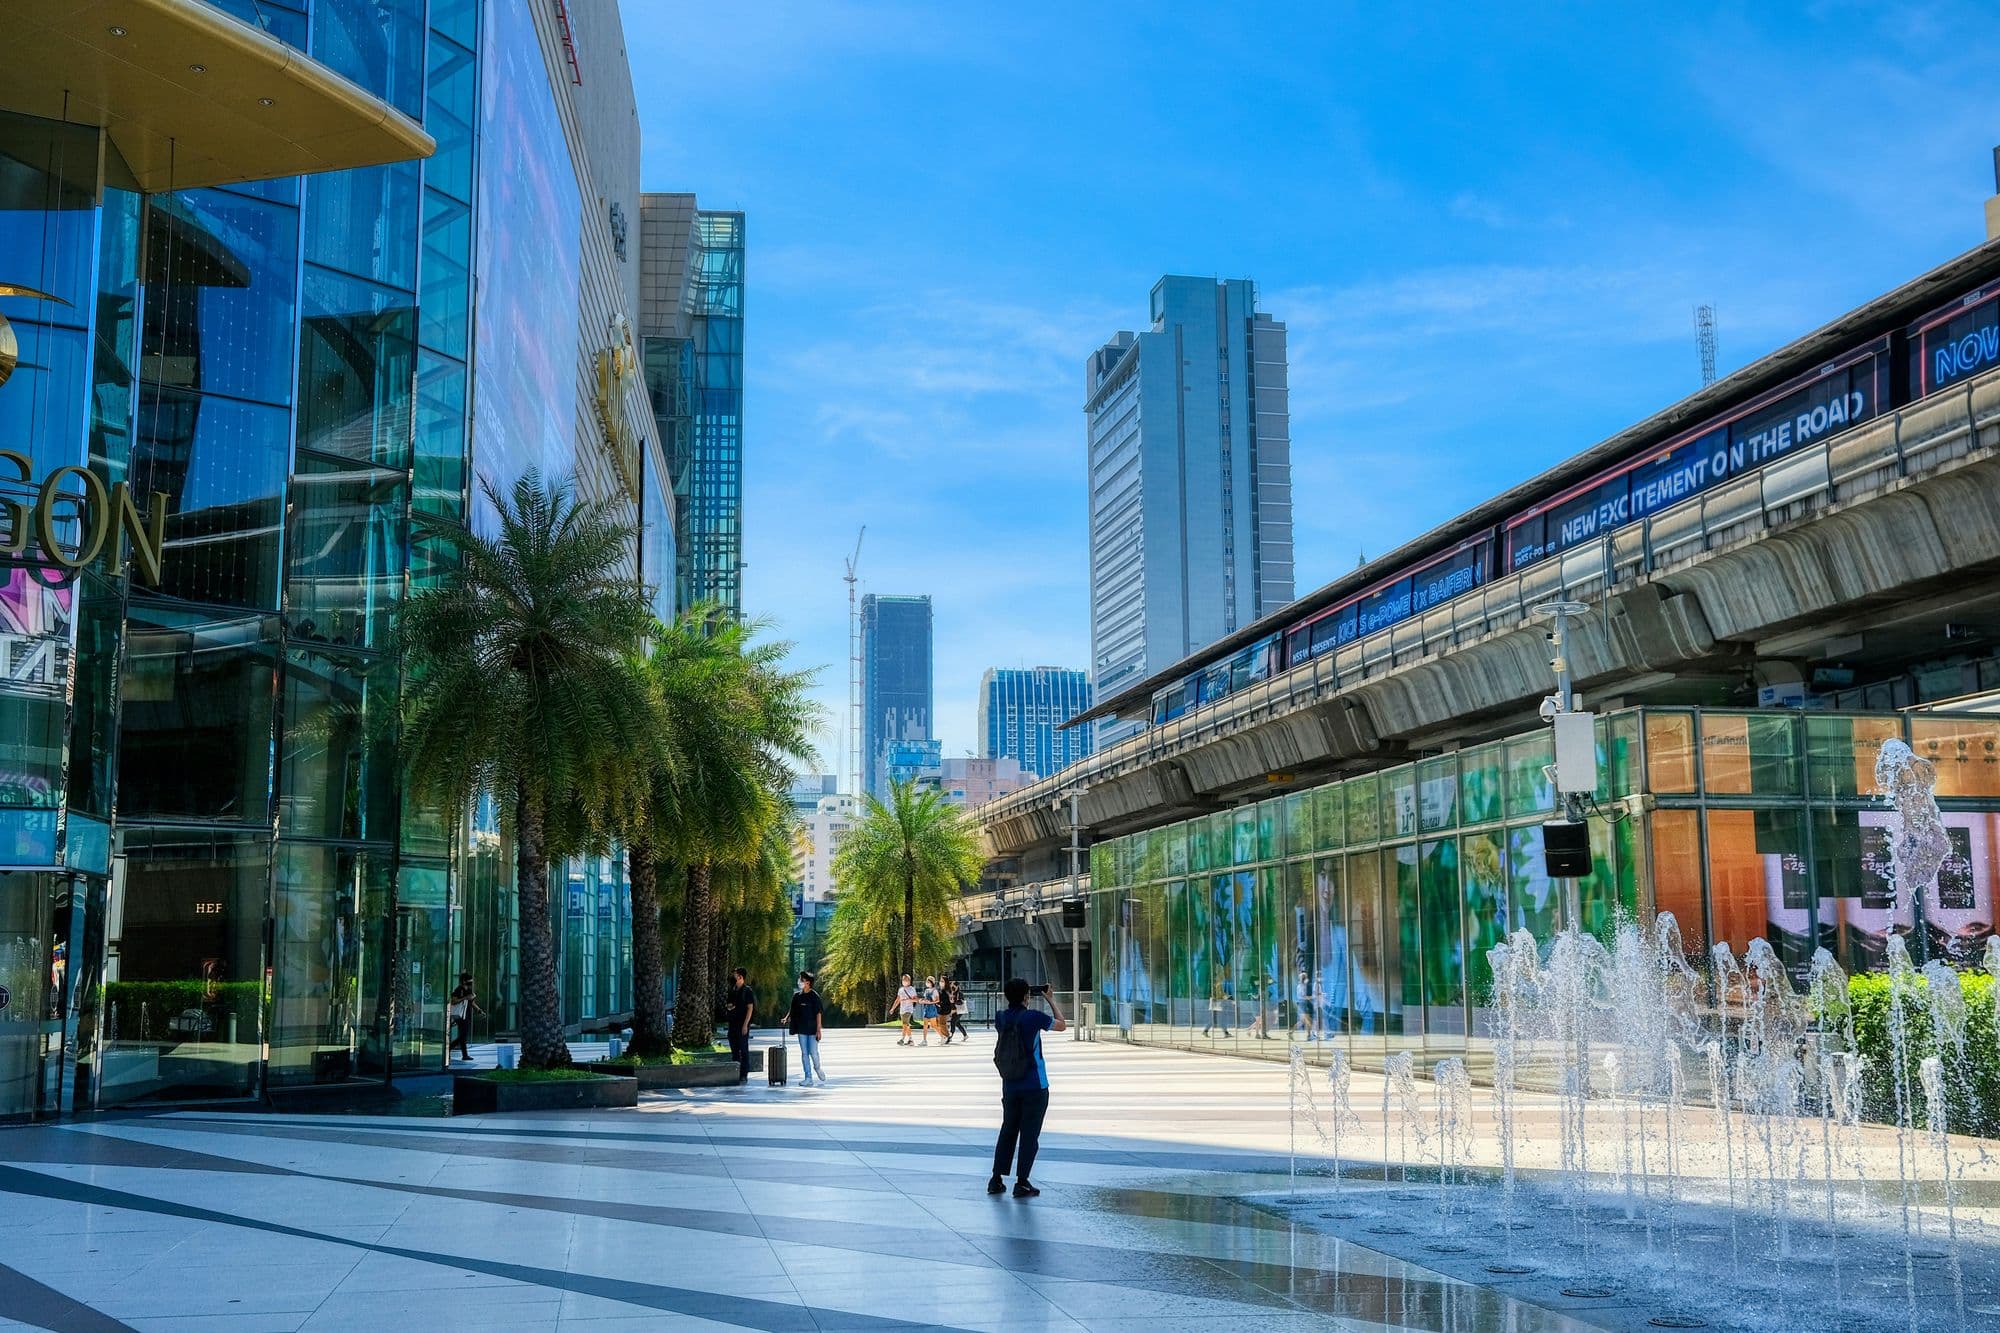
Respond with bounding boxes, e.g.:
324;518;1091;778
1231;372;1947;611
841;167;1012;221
1067;788;1083;1041
1535;600;1589;933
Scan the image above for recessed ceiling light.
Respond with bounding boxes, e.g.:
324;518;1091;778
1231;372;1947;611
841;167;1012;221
107;25;127;37
258;97;275;107
188;63;206;74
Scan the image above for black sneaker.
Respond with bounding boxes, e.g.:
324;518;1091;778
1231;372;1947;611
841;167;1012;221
986;1176;1005;1195
1012;1181;1040;1198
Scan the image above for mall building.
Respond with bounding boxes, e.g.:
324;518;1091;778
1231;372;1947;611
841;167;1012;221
0;0;671;1118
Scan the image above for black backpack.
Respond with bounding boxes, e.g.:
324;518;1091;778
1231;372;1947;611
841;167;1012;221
993;1013;1036;1083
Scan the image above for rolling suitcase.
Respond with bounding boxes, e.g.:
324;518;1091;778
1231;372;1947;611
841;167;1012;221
766;1041;786;1085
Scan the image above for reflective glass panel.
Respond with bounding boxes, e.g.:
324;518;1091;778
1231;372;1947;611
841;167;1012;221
297;265;417;469
1645;711;1698;794
1387;765;1418;838
1462;830;1507;1029
278;646;398;841
1505;735;1555;817
1314;784;1344;850
419;192;472;358
117;604;277;822
143;189;299;407
313;0;425;116
1345;851;1389;1046
1706;808;1811;983
1909;717;2000;799
1418;756;1457;833
1700;712;1800;797
1806;715;1901;803
307;163;420;289
285;454;408;652
1460;744;1504;825
101;829;268;1105
424;35;477;204
1652;808;1708;966
132;388;289;609
269;842;385;1086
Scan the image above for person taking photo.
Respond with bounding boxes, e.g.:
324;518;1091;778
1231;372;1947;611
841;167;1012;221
987;977;1065;1199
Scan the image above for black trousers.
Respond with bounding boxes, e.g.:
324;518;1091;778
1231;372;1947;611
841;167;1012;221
993;1088;1050;1180
449;1017;471;1061
730;1027;751;1081
950;1012;970;1039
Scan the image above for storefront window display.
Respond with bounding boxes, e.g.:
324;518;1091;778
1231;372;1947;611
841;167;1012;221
1088;708;2000;1072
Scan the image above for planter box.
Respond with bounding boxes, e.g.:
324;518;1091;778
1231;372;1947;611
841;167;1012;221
579;1060;738;1089
452;1073;638;1114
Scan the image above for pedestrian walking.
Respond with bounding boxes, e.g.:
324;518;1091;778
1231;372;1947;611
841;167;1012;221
447;972;483;1064
987;977;1065;1199
919;975;938;1046
892;974;918;1045
725;967;756;1084
788;971;826;1085
936;976;958;1045
948;979;971;1042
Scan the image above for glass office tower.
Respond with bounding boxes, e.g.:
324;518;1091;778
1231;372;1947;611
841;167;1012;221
861;594;934;801
0;0;655;1118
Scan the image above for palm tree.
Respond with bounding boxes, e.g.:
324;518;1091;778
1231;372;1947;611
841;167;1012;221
831;779;982;990
401;472;654;1069
632;608;819;1053
713;807;800;1017
820;869;962;1021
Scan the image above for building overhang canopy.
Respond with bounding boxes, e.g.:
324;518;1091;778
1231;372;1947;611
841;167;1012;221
12;0;434;194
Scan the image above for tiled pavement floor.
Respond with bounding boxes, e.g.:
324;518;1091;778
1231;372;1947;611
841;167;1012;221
0;1029;1619;1331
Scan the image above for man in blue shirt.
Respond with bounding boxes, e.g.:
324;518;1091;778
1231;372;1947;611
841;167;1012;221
987;976;1066;1199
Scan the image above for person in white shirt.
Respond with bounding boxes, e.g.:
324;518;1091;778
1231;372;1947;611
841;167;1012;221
892;974;919;1046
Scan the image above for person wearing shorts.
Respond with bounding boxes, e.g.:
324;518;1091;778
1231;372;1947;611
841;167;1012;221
893;974;918;1045
919;976;939;1046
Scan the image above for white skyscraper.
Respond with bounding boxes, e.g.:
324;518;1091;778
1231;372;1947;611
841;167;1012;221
1086;277;1294;746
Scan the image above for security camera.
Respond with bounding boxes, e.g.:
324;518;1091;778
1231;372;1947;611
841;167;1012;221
1538;694;1562;722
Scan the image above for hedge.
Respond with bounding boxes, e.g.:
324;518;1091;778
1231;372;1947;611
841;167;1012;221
102;981;263;1043
1845;971;2000;1139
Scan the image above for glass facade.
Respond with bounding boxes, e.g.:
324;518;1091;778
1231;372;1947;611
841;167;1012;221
643;210;743;618
0;0;640;1118
1088;708;2000;1072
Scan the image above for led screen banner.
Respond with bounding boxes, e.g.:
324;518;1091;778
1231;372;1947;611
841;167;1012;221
472;0;582;531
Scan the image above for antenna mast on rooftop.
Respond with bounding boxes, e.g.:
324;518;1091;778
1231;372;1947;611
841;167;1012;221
843;526;866;799
1695;304;1718;387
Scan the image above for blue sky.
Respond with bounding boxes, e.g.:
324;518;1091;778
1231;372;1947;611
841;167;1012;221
624;2;2000;766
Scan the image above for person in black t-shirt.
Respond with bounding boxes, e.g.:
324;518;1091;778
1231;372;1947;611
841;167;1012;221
725;967;756;1083
787;971;826;1085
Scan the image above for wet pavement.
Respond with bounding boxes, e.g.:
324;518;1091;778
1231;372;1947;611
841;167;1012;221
0;1029;1599;1331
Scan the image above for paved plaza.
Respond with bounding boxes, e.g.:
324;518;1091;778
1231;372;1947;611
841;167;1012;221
0;1029;1620;1332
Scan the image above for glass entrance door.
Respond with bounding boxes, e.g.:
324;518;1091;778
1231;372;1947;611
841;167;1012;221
99;831;266;1107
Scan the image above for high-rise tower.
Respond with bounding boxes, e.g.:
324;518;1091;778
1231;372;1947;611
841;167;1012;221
1086;277;1294;746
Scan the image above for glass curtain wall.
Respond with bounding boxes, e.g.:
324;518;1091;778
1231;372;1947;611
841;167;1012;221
1091;708;2000;1073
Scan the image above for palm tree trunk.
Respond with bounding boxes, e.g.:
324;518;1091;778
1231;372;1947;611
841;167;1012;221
628;836;671;1055
901;867;915;981
515;789;571;1068
672;861;714;1049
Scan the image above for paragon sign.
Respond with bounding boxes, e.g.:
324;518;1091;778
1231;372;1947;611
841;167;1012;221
0;450;168;586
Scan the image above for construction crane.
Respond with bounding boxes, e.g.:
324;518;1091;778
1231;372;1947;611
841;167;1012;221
1695;304;1718;387
843;527;866;801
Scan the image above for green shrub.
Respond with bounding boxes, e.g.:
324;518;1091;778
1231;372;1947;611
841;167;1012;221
104;981;263;1043
1846;971;2000;1138
471;1068;617;1084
